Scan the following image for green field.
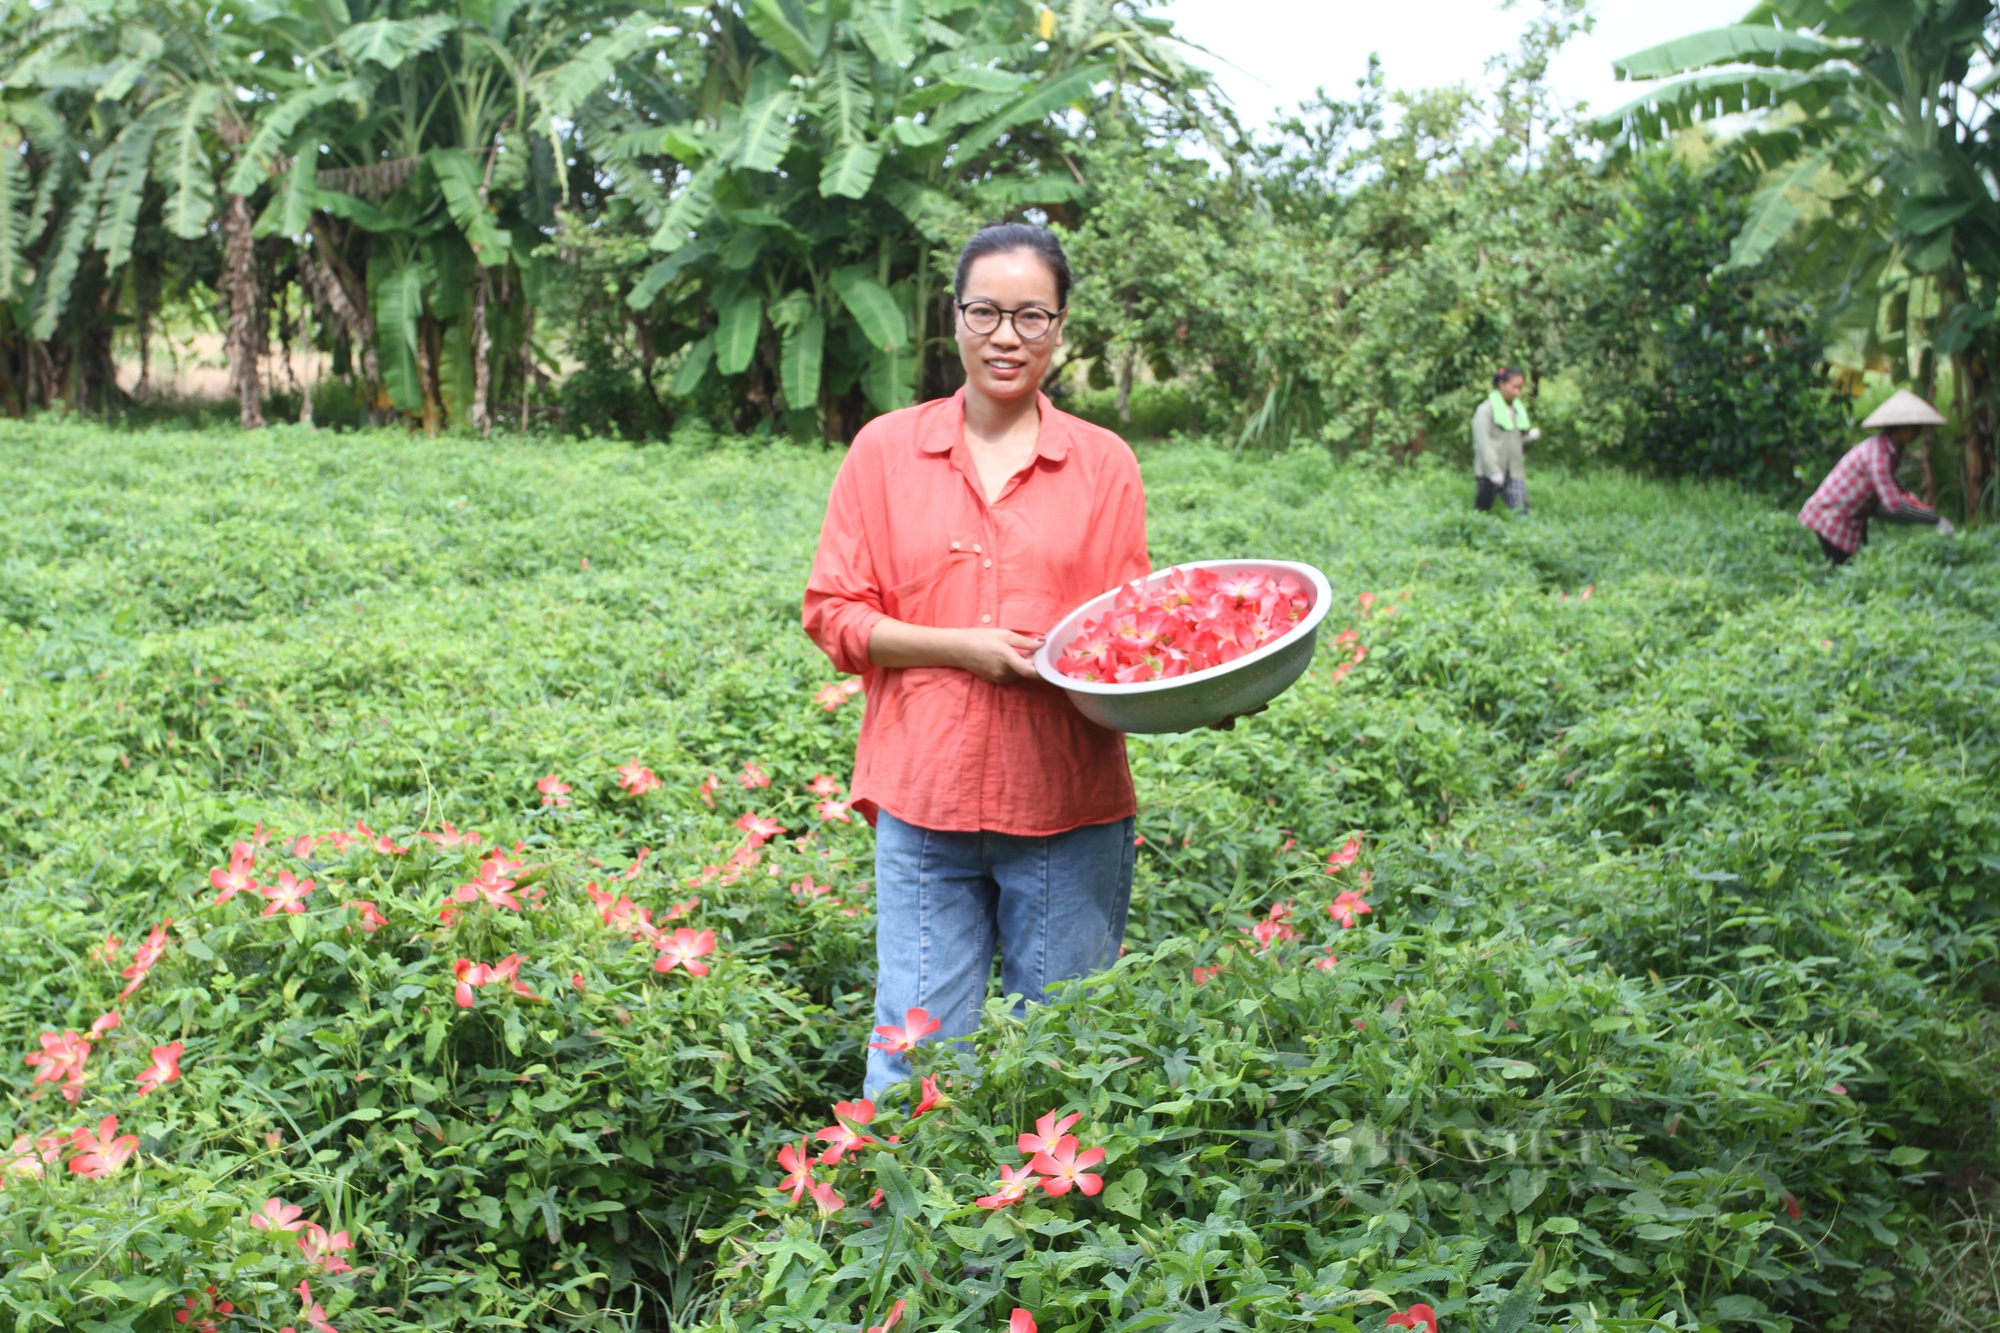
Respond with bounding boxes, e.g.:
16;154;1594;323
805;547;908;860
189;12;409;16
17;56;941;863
0;422;1995;1333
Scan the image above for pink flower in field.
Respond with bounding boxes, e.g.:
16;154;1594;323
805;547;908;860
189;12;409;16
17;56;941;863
260;871;315;917
88;933;121;966
814;1099;877;1164
1313;950;1339;971
807;1178;845;1216
25;1030;91;1103
866;1299;906;1333
294;1279;338;1333
1334;628;1358;648
136;1041;183;1095
736;813;785;846
911;1074;946;1120
1350;645;1368;665
585;882;638;927
1249;901;1299;951
1017;1108;1081;1157
1029;1135;1105;1196
1192;965;1225;985
354;819;406;855
119;921;172;998
654;928;717;977
1580;585;1594;601
1359;592;1377;617
67;1117;138;1178
537;774;571;807
88;1011;121;1040
1328;890;1373;929
738;762;770;790
813;683;846;711
1386;1304;1437;1333
618;847;650;881
1012;1312;1038;1333
2;1132;66;1181
776;1140;816;1203
453;955;541;1007
416;821;482;848
299;1221;353;1274
1326;836;1362;873
816;799;853;823
697;774;720;808
617;762;662;795
290;834;320;858
792;876;834;901
319;829;355;853
663;896;699;921
210;841;260;905
808;774;844;798
452;860;522;912
869;1007;942;1055
975;1163;1039;1210
251;1197;306;1232
351;900;386;933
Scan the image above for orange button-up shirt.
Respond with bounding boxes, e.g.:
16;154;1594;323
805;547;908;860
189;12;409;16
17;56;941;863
802;389;1151;836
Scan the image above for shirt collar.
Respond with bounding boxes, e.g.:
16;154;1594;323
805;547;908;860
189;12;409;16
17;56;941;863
918;389;1070;462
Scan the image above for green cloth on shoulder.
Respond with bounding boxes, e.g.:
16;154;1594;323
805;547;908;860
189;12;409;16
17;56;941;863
1488;389;1531;433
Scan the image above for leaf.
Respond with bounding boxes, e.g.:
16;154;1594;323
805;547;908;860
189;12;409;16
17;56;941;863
1102;1168;1146;1219
651;162;720;248
873;1150;921;1217
733;91;800;172
1491;1248;1546;1333
1590;69;1850;143
851;0;921;67
861;340;914;411
29;160;105;339
627;238;716;309
954;62;1110;161
743;0;821;73
0;124;27;302
93;113;162;271
1726;149;1830;270
780;309;824;408
831;265;907;351
254;144;321;241
155;85;218;239
1614;24;1845;82
226;79;368;194
820;140;883;199
716;292;765;375
672;334;715;395
428;148;509;260
529;24;660;122
943;66;1027;93
815;49;872;147
337;16;457;69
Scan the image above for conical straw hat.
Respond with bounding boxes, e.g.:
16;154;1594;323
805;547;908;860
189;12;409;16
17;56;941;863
1861;389;1946;428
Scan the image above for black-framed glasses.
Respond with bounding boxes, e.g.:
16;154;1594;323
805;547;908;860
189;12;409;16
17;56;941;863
956;299;1063;340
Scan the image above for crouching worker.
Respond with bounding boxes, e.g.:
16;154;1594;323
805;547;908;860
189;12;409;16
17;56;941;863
1799;389;1955;566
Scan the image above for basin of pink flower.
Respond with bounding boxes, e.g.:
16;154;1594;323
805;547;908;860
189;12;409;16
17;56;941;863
1054;565;1313;684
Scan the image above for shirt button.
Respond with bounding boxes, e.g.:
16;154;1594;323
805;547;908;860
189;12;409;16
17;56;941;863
973;544;982;553
951;541;960;550
981;614;991;624
983;559;992;568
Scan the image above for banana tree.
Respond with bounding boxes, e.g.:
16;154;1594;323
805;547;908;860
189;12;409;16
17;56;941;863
1593;0;2000;517
0;0;271;422
236;0;674;433
621;0;1216;438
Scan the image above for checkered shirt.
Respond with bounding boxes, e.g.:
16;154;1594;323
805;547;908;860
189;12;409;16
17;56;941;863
1798;434;1938;555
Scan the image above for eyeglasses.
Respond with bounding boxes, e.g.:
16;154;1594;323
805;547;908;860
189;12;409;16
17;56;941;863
956;300;1063;341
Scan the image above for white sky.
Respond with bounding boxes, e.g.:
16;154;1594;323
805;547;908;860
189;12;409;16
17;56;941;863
1157;0;1754;131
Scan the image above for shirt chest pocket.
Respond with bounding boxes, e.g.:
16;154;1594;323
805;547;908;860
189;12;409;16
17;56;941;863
884;531;980;628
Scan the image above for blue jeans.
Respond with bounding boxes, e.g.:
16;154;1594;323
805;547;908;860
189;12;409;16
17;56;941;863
863;810;1135;1100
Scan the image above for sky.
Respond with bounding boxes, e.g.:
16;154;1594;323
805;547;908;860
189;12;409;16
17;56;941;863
1156;0;1754;132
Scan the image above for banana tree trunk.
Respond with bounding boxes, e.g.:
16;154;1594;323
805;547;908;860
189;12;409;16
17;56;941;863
222;193;265;429
470;269;492;436
1958;347;1993;524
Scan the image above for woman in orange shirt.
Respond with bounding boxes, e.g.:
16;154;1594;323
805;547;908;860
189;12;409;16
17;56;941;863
803;224;1151;1098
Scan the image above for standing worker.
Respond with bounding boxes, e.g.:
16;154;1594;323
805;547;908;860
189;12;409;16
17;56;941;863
1798;389;1955;566
1472;367;1540;513
802;223;1149;1100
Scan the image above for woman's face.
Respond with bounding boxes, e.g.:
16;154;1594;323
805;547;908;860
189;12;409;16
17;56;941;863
955;250;1063;406
1499;374;1526;403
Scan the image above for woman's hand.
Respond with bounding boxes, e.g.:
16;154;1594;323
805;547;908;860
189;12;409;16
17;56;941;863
1526;428;1542;443
952;629;1046;683
868;619;1044;682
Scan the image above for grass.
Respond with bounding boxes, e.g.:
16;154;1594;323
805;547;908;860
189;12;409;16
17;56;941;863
0;420;1995;1332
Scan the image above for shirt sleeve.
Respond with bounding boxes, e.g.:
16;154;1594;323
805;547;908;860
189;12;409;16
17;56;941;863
802;440;888;676
1865;438;1941;524
1471;401;1499;476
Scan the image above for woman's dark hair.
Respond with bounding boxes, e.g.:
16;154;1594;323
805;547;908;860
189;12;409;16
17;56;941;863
954;223;1072;309
1493;367;1525;387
